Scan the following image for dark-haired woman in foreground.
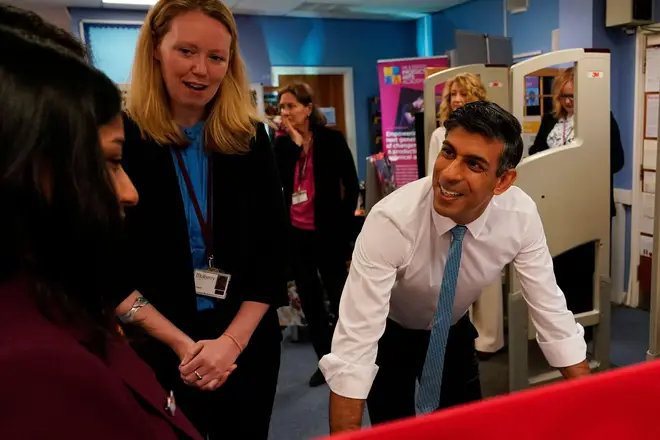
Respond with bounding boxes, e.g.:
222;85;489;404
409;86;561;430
0;27;201;440
0;2;223;395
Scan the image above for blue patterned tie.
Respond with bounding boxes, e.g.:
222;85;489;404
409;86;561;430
416;224;467;414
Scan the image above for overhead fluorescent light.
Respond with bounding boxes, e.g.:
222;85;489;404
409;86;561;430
346;6;426;20
102;0;157;6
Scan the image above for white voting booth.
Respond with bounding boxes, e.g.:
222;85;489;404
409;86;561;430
508;48;612;390
422;51;613;393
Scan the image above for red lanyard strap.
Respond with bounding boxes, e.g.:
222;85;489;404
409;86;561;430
173;149;214;265
298;154;309;183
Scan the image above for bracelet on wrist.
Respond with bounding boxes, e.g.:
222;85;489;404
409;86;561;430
118;296;150;324
223;332;245;353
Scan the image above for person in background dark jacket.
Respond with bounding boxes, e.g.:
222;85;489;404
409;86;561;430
529;67;625;340
274;82;359;387
0;27;200;440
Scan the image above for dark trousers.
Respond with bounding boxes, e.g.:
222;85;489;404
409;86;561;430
553;242;595;341
367;315;482;425
135;311;281;440
291;226;348;359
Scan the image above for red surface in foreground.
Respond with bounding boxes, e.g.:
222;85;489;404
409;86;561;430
318;360;660;440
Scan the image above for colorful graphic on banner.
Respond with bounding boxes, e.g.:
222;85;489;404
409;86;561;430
378;56;449;187
525;76;540;107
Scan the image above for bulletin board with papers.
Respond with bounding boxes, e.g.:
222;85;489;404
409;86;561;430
639;44;660;307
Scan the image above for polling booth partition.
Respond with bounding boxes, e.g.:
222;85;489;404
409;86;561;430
508;48;612;391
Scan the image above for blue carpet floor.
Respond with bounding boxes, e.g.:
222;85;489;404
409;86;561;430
268;305;652;440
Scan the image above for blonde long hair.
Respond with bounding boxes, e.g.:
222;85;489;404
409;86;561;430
437;72;487;124
126;0;258;154
551;67;573;120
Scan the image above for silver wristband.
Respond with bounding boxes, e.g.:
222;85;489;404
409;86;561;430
118;296;150;324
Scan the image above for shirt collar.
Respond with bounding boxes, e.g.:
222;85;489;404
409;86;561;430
430;195;492;239
182;121;204;142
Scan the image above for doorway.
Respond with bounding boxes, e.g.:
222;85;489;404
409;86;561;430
271;66;357;165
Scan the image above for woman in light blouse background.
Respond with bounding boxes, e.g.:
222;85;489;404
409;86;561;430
426;73;487;177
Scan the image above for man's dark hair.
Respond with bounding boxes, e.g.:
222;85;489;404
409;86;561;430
444;101;524;176
0;3;88;60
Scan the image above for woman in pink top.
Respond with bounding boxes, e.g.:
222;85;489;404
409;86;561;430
273;82;359;387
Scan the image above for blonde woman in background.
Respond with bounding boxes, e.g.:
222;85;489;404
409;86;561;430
119;0;289;438
426;72;503;359
426;72;487;177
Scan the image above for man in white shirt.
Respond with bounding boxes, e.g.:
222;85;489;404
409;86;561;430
319;101;590;434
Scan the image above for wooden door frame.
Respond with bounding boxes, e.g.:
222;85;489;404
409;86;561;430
271;66;357;166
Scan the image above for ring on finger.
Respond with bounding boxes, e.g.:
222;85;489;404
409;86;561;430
194;370;203;381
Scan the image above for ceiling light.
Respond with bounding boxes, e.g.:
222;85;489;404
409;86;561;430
346;6;426;19
102;0;157;6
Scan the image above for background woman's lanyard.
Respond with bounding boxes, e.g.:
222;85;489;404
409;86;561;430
297;154;309;191
297;139;312;192
173;150;215;269
562;119;566;145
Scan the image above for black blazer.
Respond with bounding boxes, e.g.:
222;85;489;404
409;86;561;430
118;115;289;345
273;126;359;251
529;112;625;217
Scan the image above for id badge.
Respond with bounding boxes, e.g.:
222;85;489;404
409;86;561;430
194;269;231;300
292;190;308;205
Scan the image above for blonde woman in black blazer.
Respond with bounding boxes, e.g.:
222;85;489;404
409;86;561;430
116;1;289;439
273;82;359;387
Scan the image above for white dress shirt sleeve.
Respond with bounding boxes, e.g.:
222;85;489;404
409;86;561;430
513;208;587;368
318;208;411;400
426;127;445;177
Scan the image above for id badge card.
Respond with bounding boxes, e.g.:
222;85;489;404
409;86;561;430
194;269;231;300
292;190;308;205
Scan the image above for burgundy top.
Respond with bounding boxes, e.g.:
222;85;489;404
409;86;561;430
0;278;202;440
290;144;316;230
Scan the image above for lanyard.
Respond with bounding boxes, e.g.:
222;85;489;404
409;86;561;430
562;120;566;145
297;154;309;190
173;150;214;269
297;140;313;191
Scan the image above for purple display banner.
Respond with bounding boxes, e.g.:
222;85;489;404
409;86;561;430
377;56;449;187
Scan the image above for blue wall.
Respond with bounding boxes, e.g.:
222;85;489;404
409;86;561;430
431;0;503;56
68;8;417;179
589;0;637;288
431;0;558;56
558;0;594;49
507;0;558;54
